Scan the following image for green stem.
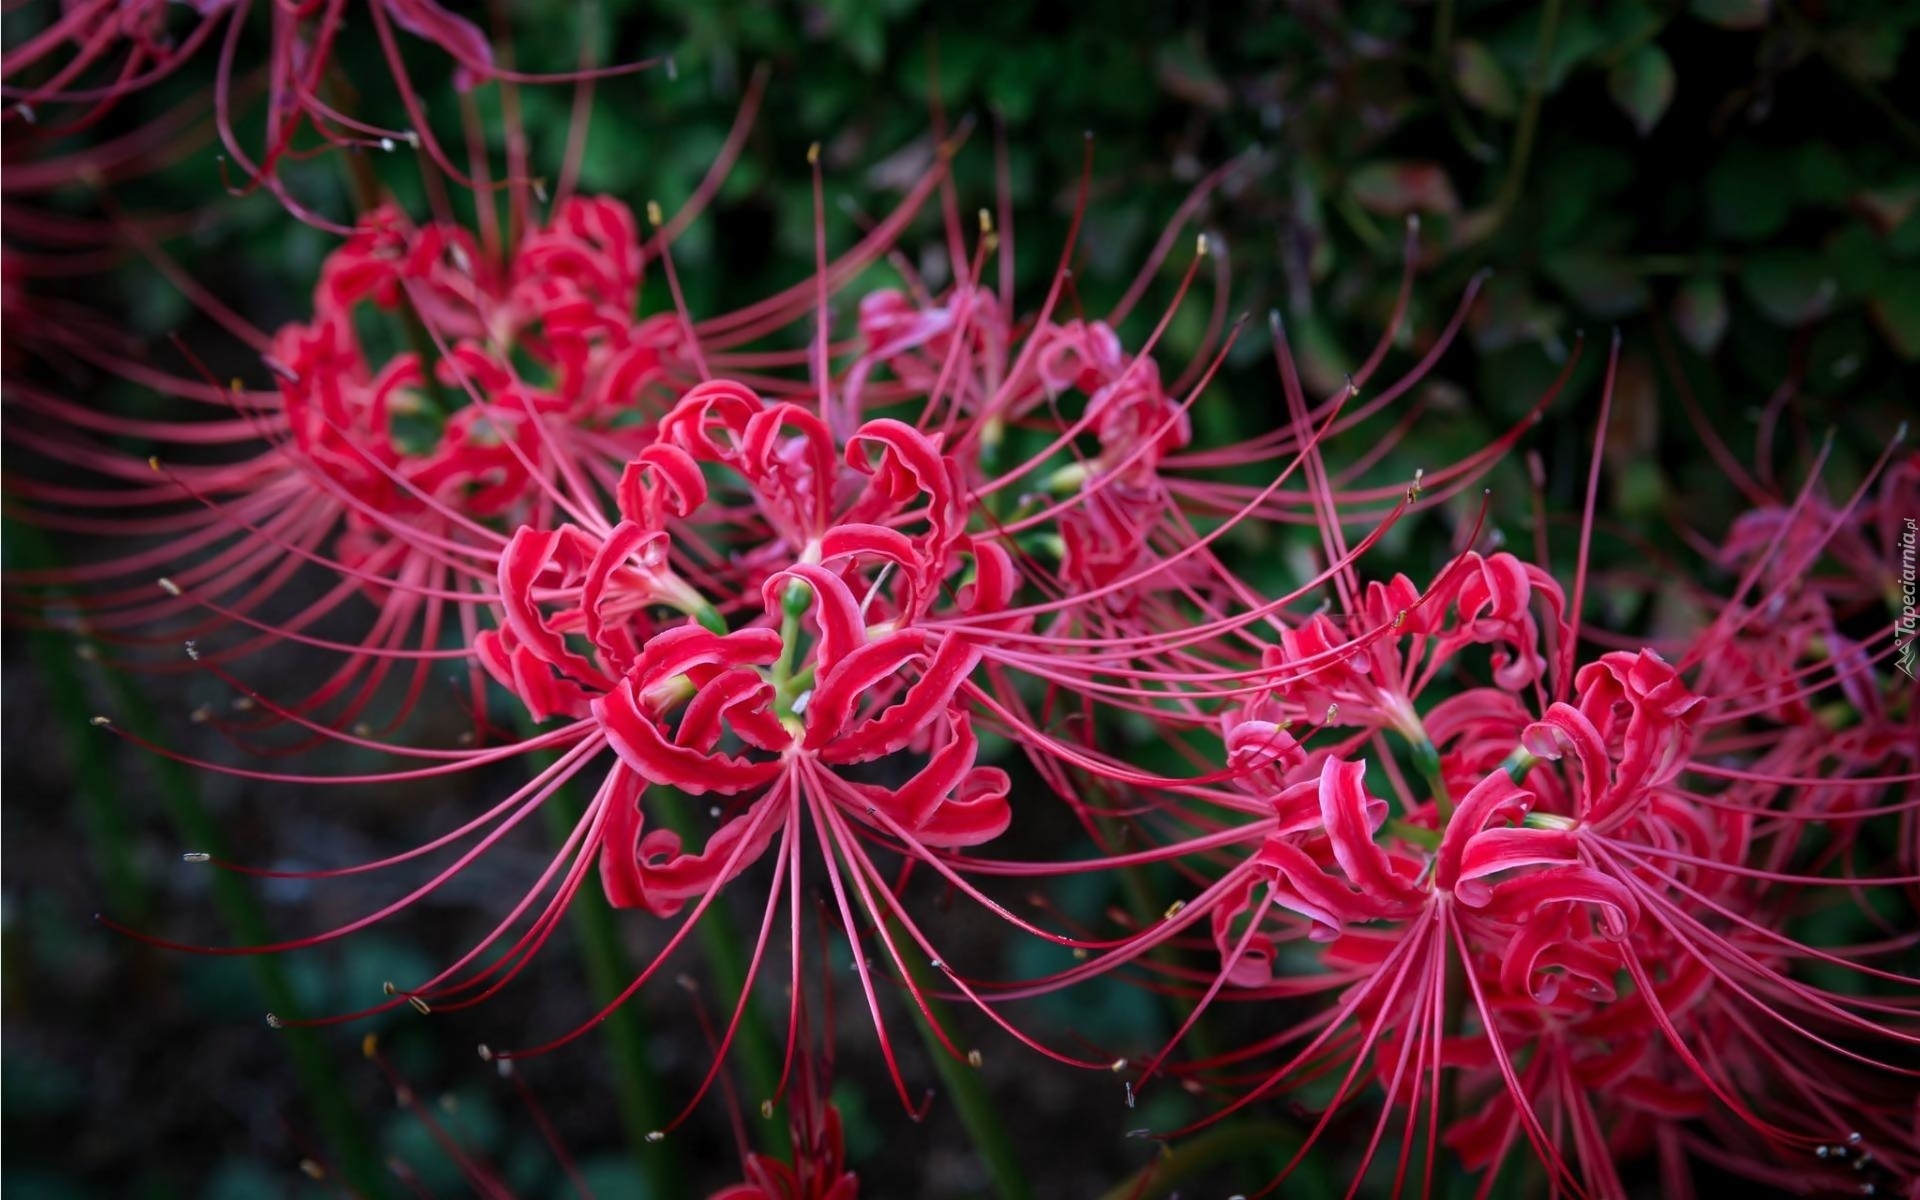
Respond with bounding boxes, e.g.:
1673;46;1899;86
525;738;685;1194
113;679;387;1194
1102;813;1221;1064
1484;0;1564;236
9;520;384;1194
1429;0;1497;162
887;915;1034;1200
1097;1120;1302;1200
650;787;792;1160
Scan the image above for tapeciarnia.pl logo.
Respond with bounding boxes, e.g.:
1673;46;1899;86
1898;516;1917;680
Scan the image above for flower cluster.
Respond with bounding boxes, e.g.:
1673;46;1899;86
5;14;1916;1198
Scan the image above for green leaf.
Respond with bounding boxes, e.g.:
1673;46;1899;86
1452;40;1517;117
1739;249;1837;326
1827;24;1905;82
1673;274;1730;354
1543;249;1650;319
1691;0;1769;30
1608;45;1676;135
1349;161;1460;217
1706;144;1793;241
1867;272;1920;359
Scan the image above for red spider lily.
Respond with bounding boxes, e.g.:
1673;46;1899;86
1080;358;1920;1198
708;983;861;1200
4;192;712;751
0;0;660;225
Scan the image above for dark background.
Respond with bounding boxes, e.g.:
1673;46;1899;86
4;1;1916;1196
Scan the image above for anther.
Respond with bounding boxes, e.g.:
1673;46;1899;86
647;200;664;227
1109;1058;1129;1072
807;142;821;165
929;958;946;972
352;723;372;738
1124;1081;1135;1108
676;974;699;993
761;1099;775;1119
184;641;200;661
182;852;211;864
378;137;395;152
967;1049;983;1068
665;56;679;81
1163;900;1186;920
645;1131;666;1143
89;716;112;728
266;1013;284;1028
299;1159;325;1181
978;208;993;234
382;981;397;995
158;577;181;596
149;456;163;472
362;1034;379;1059
407;995;431;1016
477;1044;493;1062
1196;233;1210;257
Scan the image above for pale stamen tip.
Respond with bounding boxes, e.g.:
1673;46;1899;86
645;1130;666;1143
157;577;181;596
89;716;112;728
181;852;211;864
